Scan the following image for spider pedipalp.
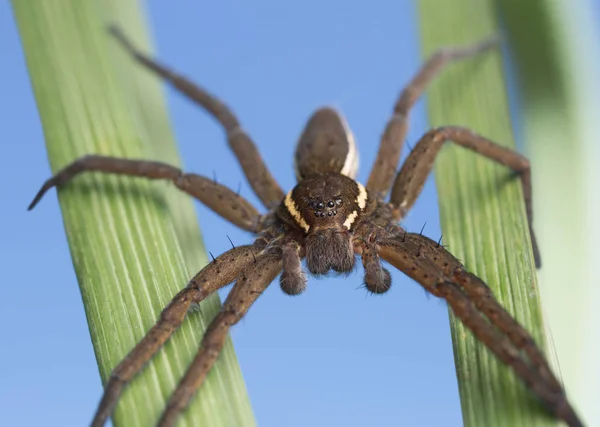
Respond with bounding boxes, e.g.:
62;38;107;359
360;243;392;294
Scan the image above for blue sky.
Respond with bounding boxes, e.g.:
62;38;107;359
3;2;594;427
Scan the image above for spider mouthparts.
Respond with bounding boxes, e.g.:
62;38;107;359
305;229;354;275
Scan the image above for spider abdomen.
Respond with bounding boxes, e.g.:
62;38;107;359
294;108;359;180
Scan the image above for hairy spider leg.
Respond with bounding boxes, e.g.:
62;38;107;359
109;26;284;209
158;253;282;427
378;235;582;427
366;36;498;199
401;232;562;392
89;245;264;427
28;155;262;233
389;126;540;267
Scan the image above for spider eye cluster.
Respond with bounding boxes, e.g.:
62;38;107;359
310;198;342;217
278;173;368;234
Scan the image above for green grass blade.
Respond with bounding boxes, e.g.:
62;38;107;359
12;1;256;426
416;1;556;426
498;2;599;425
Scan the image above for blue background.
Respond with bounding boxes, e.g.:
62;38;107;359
3;2;594;427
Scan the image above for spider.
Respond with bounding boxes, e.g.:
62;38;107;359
29;27;583;427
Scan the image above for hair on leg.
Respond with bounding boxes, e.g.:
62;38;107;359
377;236;582;427
109;26;284;209
389;126;540;267
29;155;262;233
157;253;282;427
366;36;498;199
91;245;264;427
400;232;562;392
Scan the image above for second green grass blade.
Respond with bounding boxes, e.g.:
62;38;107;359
12;1;255;426
416;1;555;426
499;2;599;424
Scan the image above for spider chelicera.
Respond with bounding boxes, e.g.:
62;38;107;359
29;27;583;427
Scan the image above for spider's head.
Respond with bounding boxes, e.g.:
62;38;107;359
278;173;371;275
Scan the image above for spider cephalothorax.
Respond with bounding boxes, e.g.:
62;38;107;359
279;171;371;275
30;27;583;427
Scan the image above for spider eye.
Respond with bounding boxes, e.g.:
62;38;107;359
309;200;324;210
327;201;335;208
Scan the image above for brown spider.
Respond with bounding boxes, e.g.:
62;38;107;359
29;27;583;427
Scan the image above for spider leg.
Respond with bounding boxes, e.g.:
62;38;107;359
366;36;498;199
108;26;284;209
90;245;263;427
400;232;562;392
389;126;540;267
377;235;583;427
29;155;261;233
157;252;282;427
